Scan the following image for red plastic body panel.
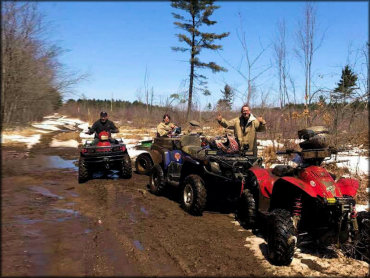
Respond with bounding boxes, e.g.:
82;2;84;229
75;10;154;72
336;177;359;197
298;166;341;198
249;166;278;198
97;141;111;147
250;165;354;199
278;176;318;198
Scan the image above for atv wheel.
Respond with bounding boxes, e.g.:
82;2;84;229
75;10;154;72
267;209;296;266
237;189;256;229
121;153;132;179
181;175;207;216
149;164;166;195
135;153;153;175
78;157;89;183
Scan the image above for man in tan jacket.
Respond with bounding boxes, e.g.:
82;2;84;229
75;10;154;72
157;113;177;137
217;105;266;155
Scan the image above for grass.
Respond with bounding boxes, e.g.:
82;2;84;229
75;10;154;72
54;131;81;142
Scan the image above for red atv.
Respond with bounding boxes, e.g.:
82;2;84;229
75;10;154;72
78;131;132;183
237;126;360;265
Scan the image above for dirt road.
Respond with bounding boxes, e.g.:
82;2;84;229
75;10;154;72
1;131;368;276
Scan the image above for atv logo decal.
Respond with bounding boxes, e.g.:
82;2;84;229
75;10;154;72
310;180;316;187
174;152;181;161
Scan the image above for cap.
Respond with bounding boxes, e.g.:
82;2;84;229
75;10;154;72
100;111;108;117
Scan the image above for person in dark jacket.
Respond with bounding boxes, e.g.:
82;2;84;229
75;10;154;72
87;111;119;145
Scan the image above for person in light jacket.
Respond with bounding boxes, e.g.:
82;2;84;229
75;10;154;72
217;105;266;155
157;113;177;137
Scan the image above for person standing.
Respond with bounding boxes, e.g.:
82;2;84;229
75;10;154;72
216;105;266;155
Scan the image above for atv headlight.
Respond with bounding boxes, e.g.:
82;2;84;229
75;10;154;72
100;135;109;141
209;162;221;174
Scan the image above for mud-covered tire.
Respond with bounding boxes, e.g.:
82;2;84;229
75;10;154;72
78;157;89;183
135;153;153;175
181;175;207;216
149;164;166;195
121;153;132;179
237;189;256;229
267;209;296;266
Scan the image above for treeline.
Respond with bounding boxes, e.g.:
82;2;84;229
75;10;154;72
65;98;164;111
1;2;80;126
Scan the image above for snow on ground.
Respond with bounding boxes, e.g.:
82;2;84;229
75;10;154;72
257;139;284;148
356;204;369;212
1;134;41;149
230;219;369;276
50;139;79;148
328;153;369;176
32;123;61;131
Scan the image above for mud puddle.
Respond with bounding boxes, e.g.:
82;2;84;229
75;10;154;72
3;154;77;175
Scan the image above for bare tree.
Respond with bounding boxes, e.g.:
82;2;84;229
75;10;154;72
1;2;85;125
295;2;325;125
274;19;290;109
218;12;271;105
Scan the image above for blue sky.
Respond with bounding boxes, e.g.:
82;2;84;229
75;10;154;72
38;1;368;109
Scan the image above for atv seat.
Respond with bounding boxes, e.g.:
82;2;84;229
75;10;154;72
180;134;204;158
272;165;295;177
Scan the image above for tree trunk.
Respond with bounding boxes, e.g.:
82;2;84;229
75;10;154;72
187;14;196;121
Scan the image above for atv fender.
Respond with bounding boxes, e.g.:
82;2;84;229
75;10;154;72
275;177;318;198
249;166;278;198
336;177;359;197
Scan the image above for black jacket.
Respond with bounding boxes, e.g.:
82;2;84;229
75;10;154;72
89;119;119;138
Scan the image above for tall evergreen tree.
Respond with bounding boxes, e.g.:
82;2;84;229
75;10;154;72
171;0;229;120
217;84;233;110
332;65;358;103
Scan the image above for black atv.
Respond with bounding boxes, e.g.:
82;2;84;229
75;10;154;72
78;131;132;183
147;132;261;215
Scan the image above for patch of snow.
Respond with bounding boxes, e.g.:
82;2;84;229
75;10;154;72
32;124;61;131
78;123;89;130
257;139;284;148
356;204;369;212
2;134;41;149
50;139;79;148
327;154;369;176
80;132;94;139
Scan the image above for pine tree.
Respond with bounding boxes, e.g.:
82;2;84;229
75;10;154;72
217;84;233;110
171;0;229;120
332;65;358;103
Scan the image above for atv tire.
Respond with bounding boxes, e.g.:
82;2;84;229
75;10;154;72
78;157;89;183
149;164;166;195
135;153;153;175
181;175;207;216
267;209;296;266
121;153;132;179
237;189;256;229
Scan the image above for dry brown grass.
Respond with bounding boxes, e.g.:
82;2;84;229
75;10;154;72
2;128;40;137
262;146;278;168
54;131;81;142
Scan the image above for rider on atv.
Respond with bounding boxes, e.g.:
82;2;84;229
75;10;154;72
157;114;179;137
87;111;119;145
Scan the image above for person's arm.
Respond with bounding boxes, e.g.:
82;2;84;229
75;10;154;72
87;122;97;134
255;117;266;132
157;123;167;137
110;121;119;133
218;117;236;130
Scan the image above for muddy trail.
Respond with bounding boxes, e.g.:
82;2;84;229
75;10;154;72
2;130;369;277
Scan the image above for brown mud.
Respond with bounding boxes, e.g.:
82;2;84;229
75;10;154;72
1;130;368;276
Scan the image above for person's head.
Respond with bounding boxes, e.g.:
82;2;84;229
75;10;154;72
240;105;251;119
100;111;108;123
163;113;171;124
